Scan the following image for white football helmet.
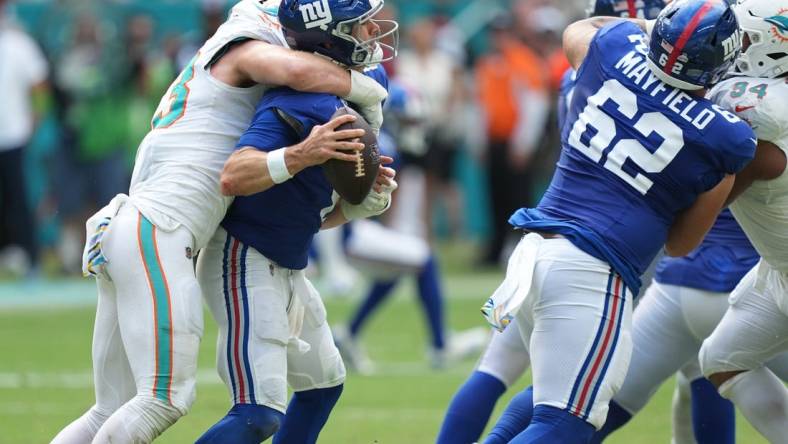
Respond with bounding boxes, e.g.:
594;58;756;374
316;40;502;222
734;0;788;78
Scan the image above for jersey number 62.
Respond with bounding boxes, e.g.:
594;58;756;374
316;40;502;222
568;79;684;195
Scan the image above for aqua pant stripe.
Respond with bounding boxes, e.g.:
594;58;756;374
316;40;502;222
137;214;174;404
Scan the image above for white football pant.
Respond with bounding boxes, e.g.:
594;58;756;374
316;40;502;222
476;320;531;388
197;227;345;413
52;203;202;444
512;237;633;429
700;261;788;443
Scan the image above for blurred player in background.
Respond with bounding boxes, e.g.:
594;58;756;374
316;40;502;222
51;0;389;442
195;1;398;443
394;16;466;240
699;1;788;441
329;82;487;375
52;12;140;275
478;0;756;441
0;0;48;278
436;2;666;443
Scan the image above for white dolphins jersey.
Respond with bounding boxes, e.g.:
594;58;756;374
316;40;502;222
710;76;788;271
129;0;288;250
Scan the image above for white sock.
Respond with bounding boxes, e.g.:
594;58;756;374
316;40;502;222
719;367;788;444
50;406;110;444
671;371;696;444
91;397;183;444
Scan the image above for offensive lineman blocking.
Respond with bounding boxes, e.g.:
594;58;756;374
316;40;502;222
436;2;667;443
481;0;756;442
51;1;389;442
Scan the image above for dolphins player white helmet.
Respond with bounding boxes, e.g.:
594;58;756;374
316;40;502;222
700;1;788;442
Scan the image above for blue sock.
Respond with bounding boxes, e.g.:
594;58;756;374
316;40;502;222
588;400;632;444
510;405;595;444
195;403;283;444
273;384;343;444
485;386;534;444
417;255;445;349
437;371;507;444
691;378;735;444
349;279;399;337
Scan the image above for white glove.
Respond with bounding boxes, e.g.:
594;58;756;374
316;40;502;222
356;102;384;136
344;69;387;135
340;178;398;221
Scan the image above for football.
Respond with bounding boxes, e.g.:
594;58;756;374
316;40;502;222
322;106;381;205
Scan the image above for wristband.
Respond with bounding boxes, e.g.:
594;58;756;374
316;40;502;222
267;148;293;184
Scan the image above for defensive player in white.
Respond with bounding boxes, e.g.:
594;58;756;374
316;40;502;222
699;1;788;442
50;1;388;443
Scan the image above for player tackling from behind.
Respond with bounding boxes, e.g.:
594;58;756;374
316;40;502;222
699;0;788;441
195;1;397;443
51;0;389;442
480;0;755;442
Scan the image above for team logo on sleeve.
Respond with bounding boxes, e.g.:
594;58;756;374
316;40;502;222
299;0;333;30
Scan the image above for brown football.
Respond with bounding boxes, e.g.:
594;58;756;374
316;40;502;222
322;106;381;205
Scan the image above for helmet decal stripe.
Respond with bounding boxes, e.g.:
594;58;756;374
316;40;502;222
627;0;637;18
664;0;716;75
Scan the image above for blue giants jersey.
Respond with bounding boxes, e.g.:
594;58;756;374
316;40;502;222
222;66;388;269
655;209;759;292
509;21;756;294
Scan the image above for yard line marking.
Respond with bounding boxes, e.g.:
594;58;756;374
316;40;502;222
0;361;471;389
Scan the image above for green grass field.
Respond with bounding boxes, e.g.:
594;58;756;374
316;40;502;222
0;269;768;444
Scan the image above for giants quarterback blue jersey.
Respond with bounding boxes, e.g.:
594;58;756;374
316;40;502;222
222;66;388;270
509;21;756;294
655;209;758;292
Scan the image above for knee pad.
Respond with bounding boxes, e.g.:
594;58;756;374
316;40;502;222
231;404;283;441
512;405;595;444
698;338;721;378
196;404;284;444
293;384;344;407
91;396;184;444
135;396;184;429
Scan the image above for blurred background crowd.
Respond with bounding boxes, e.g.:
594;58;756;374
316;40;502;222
0;0;588;280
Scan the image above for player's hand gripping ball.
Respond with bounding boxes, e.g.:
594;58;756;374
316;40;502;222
322;106;381;205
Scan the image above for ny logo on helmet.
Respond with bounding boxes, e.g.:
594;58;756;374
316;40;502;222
721;28;742;61
300;0;333;30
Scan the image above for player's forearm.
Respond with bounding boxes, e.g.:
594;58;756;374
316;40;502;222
665;174;734;257
221;145;314;196
283;53;351;96
221;148;277;196
243;43;351;96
